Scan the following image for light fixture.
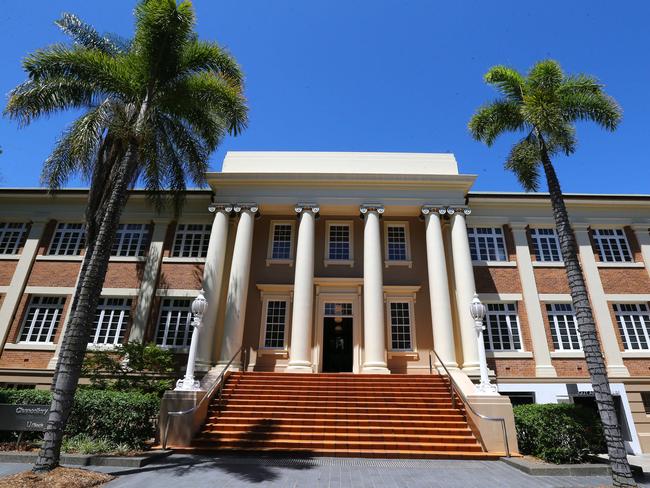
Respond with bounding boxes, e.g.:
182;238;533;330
191;289;208;317
469;293;487;322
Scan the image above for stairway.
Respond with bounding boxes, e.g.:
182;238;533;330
191;371;500;459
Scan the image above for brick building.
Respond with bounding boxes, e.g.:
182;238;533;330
1;152;650;455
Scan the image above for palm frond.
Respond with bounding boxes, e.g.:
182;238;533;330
527;59;563;91
55;13;123;54
504;135;542;191
177;41;244;87
559;90;621;131
468;99;525;146
484;65;525;102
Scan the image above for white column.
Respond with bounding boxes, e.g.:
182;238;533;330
510;223;557;377
217;204;257;369
574;224;629;377
0;221;45;349
129;219;168;342
450;208;480;373
361;205;390;374
422;207;457;369
287;204;318;372
196;204;232;369
632;223;650;278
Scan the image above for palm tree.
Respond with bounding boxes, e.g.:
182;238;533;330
469;60;634;487
5;0;247;471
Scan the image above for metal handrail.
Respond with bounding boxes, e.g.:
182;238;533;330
429;350;511;457
162;345;246;449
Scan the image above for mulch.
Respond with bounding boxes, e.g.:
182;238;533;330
0;467;114;488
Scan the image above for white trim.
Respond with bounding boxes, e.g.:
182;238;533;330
0;222;28;255
36;255;83;262
266;220;295;266
47;222;85;256
0;286;9;294
3;343;56;351
385;296;417;353
111;223;150;257
324;220;354;266
550;350;585;358
467;226;508;262
0;255;21;261
596;262;644;268
486;351;533;359
532;261;565;268
101;288;139;296
592;227;634;263
529;227;562;263
478;293;523;301
155;288;200;297
89;297;132;346
108;256;147;263
170;223;211;258
162;257;206;263
256;284;294;293
606;294;650;302
482;301;524;352
613;303;650;352
258;293;292;351
472;260;517;267
383;221;412;267
539;293;572;302
154;296;193;348
546;303;582;351
23;286;75;295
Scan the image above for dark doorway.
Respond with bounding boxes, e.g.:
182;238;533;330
322;317;353;372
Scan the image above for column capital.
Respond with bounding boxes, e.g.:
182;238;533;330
360;204;384;215
422;205;471;216
294;203;320;215
208;203;234;214
232;203;259;214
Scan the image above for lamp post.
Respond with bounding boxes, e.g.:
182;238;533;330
175;289;208;391
469;293;497;394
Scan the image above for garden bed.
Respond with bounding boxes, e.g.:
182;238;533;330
0;467;113;488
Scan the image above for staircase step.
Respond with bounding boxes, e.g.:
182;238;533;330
209;417;471;429
202;422;473;435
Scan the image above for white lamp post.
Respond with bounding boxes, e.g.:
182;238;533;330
175;289;208;391
469;293;497;394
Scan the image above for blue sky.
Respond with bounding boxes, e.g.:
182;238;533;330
0;1;648;193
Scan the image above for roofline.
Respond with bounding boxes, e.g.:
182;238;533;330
468;191;650;201
0;188;212;196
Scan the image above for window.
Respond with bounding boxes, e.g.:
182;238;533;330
325;303;353;317
326;222;352;262
484;303;522;351
385;223;410;262
262;299;289;349
90;298;132;345
19;296;65;343
530;228;562;262
268;222;294;261
504;392;536;406
468;227;507;261
171;224;211;258
614;303;650;351
642;392;650;415
388;301;413;351
593;228;632;263
0;223;28;255
48;223;85;256
155;298;193;348
111;224;150;257
546;303;582;350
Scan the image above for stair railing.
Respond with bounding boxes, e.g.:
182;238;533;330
162;345;246;449
429;350;511;457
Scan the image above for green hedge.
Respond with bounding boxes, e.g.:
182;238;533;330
0;389;160;448
513;403;606;464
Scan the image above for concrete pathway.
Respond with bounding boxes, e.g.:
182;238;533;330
1;454;648;487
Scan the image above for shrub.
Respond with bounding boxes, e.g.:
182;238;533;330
62;434;131;455
0;388;160;448
82;341;176;396
513;403;606;464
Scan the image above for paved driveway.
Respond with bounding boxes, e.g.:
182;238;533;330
1;454;647;487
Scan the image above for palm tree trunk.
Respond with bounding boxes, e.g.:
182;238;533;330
538;139;636;487
33;151;137;472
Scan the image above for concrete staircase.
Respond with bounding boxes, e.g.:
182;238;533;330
188;372;500;459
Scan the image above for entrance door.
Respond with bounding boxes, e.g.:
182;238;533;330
322;317;353;372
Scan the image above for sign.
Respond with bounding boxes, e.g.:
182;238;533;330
0;404;49;431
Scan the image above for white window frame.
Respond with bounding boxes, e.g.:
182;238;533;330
546;303;582;351
325;221;354;267
89;297;132;346
0;222;28;255
171;223;212;258
385;296;416;353
483;302;523;352
384;221;412;267
48;222;86;256
266;220;295;266
468;227;507;262
259;293;291;351
530;227;562;263
18;296;66;344
111;224;150;257
614;303;650;351
592;228;633;263
155;298;193;348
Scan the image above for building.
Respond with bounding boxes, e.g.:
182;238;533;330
1;151;650;454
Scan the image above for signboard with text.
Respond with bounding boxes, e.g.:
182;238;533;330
0;404;49;431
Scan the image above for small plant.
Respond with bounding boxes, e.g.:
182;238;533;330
82;341;176;395
62;434;132;455
514;403;606;464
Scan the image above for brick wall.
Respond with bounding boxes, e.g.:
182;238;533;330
27;261;80;287
474;267;522;293
0;260;17;286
